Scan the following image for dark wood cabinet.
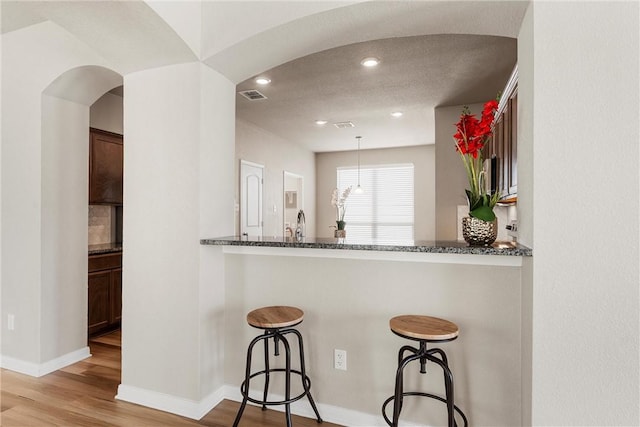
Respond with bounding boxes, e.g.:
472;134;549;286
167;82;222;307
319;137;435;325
88;270;110;335
88;252;122;337
489;67;518;199
110;267;122;324
509;92;518;195
89;128;123;205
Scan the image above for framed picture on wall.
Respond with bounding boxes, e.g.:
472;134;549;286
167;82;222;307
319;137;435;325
285;191;297;208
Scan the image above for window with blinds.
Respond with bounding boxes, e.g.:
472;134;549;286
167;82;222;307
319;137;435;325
337;164;414;242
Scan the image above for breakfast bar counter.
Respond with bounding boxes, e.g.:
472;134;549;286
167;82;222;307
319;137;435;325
201;236;531;255
201;236;531;267
203;235;529;426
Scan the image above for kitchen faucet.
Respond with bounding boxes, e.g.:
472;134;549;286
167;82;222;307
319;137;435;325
296;210;305;240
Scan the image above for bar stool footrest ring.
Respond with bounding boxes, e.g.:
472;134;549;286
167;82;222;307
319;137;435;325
240;368;315;406
382;392;468;427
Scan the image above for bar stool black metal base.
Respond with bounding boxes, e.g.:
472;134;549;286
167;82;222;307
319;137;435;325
381;340;468;427
233;327;323;427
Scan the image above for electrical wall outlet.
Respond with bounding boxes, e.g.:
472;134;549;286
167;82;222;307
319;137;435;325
7;314;15;331
334;349;347;370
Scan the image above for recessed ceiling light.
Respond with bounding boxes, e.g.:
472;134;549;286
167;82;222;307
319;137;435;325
315;120;328;125
391;111;403;118
255;77;271;85
360;57;380;67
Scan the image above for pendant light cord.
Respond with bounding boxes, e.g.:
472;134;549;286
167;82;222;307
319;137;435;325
357;136;361;187
355;136;363;194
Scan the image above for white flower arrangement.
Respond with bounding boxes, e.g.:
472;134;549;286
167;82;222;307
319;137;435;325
331;186;352;227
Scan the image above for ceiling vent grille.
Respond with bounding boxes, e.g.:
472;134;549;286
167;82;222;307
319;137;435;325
239;89;267;100
333;121;355;129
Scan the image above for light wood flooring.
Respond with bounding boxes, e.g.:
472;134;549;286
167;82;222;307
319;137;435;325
1;330;342;427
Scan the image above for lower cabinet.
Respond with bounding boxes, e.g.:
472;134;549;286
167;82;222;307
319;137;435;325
88;253;122;337
110;267;122;324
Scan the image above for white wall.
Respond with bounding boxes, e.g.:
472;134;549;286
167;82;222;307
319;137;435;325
122;63;201;400
1;21;117;369
517;5;534;426
528;2;639;425
225;253;522;426
2;26;45;363
198;65;236;398
120;62;235;410
40;95;90;363
315;145;435;240
516;8;533;250
235;119;316;237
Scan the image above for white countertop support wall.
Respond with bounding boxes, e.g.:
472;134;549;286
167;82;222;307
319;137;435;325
218;245;523;426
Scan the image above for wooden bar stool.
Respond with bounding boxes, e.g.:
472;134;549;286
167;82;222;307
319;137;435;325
233;306;323;427
381;315;468;427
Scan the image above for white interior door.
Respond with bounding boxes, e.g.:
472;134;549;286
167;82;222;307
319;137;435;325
240;160;264;237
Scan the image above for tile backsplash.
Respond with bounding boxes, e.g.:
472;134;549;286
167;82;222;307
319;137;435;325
88;205;116;245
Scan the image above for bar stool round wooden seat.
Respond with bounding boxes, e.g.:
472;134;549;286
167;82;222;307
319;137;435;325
382;315;468;427
233;306;322;427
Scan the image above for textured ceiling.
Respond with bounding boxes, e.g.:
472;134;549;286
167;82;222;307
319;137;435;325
2;1;521;153
236;34;517;153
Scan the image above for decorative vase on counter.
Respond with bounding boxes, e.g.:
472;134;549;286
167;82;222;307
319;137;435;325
462;217;497;246
335;220;346;238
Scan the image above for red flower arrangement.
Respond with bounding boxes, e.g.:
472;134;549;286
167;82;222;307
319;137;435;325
453;99;501;221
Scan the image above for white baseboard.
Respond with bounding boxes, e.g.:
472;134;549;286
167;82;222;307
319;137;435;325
115;382;399;425
0;346;90;377
222;384;424;427
116;384;225;420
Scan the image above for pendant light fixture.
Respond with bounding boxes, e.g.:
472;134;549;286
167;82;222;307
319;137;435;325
354;136;364;194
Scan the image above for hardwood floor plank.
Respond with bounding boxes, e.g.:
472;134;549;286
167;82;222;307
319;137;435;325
0;334;344;427
60;396;199;427
2;399;117;427
1;407;60;427
1;389;35;412
89;330;122;348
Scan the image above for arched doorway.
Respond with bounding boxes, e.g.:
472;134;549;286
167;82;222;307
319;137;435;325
40;65;123;369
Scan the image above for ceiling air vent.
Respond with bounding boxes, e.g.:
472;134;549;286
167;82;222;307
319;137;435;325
333;121;355;129
239;89;267;101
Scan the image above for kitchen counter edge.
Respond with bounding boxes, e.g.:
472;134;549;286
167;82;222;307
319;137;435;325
88;243;123;256
200;236;532;257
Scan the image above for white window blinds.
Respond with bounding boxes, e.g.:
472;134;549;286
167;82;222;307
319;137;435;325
337;164;414;242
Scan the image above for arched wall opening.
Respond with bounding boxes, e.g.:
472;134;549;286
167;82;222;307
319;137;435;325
202;1;528;85
40;65;123;368
195;3;532;425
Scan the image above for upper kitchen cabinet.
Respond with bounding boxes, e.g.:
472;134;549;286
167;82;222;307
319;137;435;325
488;66;518;200
89;128;123;205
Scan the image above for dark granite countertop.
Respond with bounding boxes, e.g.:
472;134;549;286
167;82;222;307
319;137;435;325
88;242;123;256
200;236;532;257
